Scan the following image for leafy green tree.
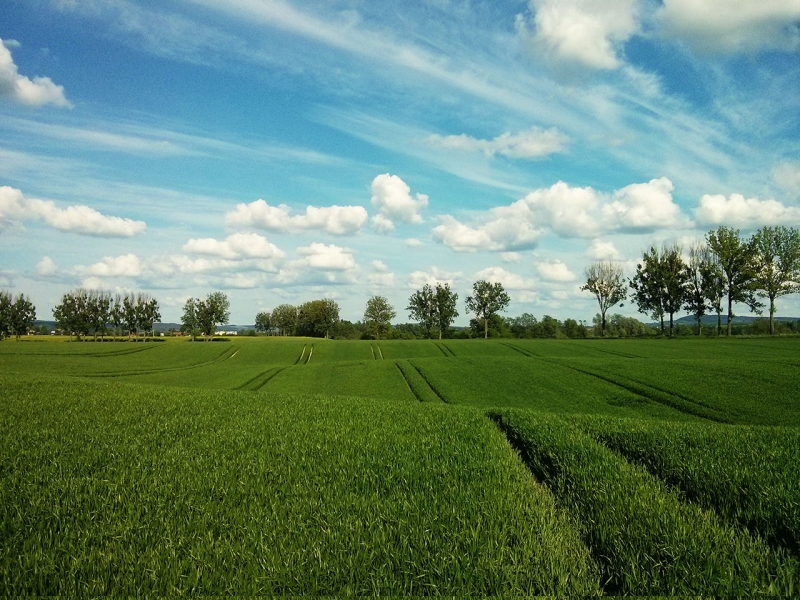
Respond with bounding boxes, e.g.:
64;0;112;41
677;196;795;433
271;304;298;336
123;293;138;339
297;299;340;338
408;283;460;339
465;280;510;339
407;284;437;338
180;297;200;340
197;291;231;340
683;244;712;335
53;289;91;341
750;226;800;335
9;294;36;341
254;311;271;334
701;249;725;335
88;291;111;341
135;294;160;339
582;262;626;337
630;246;666;334
707;226;760;336
433;283;459;339
0;291;11;340
111;294;124;340
364;295;396;340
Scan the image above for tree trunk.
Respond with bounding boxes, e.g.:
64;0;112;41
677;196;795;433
601;311;606;338
727;293;733;336
770;294;776;336
484;314;488;339
669;312;673;337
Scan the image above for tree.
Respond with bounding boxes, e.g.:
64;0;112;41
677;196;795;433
297;299;340;338
0;291;11;340
364;296;396;340
9;294;36;341
407;284;437;338
123;293;138;340
701;250;725;335
180;297;200;340
407;283;459;339
136;294;160;339
465;280;510;339
271;304;298;336
197;291;231;340
433;283;459;339
707;226;760;336
254;311;271;334
582;262;626;337
683;244;712;335
750;226;800;335
630;246;666;334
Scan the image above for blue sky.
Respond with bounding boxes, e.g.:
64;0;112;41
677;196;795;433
1;0;799;325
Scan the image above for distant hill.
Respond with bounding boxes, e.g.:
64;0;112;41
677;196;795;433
648;315;800;328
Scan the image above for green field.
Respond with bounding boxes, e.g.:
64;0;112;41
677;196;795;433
1;336;799;594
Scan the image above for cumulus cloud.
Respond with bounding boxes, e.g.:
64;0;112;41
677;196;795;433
371;260;388;272
405;238;424;247
519;0;639;70
656;0;800;54
474;266;536;290
432;178;684;252
407;266;461;289
183;232;285;260
76;253;142;278
501;252;522;263
225;199;367;235
0;39;71;107
368;272;395;287
36;256;58;277
694;193;800;228
0;185;146;237
296;243;356;271
428;127;568;159
370;173;428;232
536;260;576;282
586;239;623;261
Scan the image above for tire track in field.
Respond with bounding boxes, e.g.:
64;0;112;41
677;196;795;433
294;344;307;365
439;342;456;357
501;343;726;422
500;342;541;357
252;367;287;391
434;342;451;357
409;361;449;403
395;362;424;402
83;346;237;378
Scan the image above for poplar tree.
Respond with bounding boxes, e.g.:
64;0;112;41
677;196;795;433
750;226;800;335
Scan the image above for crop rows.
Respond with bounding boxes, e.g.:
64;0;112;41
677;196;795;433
489;409;799;595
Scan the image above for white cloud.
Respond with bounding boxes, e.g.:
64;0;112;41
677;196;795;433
371;260;388;272
602;177;682;231
225;199;367;235
82;276;104;290
474;266;536;290
36;256;58;277
0;185;146;237
370;174;428;232
694;193;800;228
519;0;639;70
536;260;576;282
0;39;71;107
586;239;623;261
773;162;800;194
407;266;461;289
433;178;685;252
296;243;356;271
183;232;285;260
501;252;522;263
77;253;143;278
428;127;568;159
405;238;424;247
656;0;800;54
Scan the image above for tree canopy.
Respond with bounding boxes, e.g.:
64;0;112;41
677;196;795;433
364;295;396;340
465;280;510;339
582;262;626;337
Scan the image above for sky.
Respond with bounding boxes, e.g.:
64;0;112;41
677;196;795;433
1;0;799;326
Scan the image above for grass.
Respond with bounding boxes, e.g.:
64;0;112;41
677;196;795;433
2;335;800;594
0;375;598;595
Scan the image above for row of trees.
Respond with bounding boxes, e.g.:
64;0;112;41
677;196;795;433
52;289;161;341
254;299;340;338
583;226;800;337
0;292;37;341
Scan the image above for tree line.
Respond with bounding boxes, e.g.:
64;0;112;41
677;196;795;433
0;292;37;341
583;225;800;337
51;289;161;341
